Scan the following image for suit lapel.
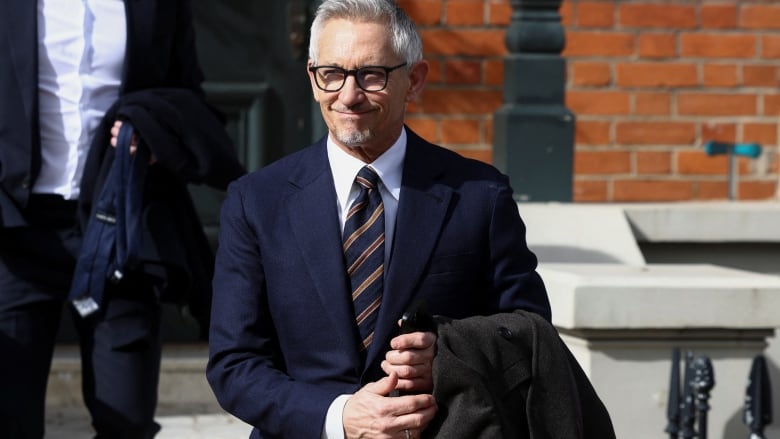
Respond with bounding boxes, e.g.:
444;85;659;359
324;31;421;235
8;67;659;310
366;131;453;367
2;0;37;129
286;142;362;366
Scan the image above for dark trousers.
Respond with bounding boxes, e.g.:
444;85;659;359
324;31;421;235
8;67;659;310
0;194;162;438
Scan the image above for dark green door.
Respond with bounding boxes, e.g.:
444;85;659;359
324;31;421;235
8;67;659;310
191;0;321;245
175;0;323;340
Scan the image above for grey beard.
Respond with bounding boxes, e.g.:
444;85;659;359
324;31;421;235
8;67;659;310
336;128;372;148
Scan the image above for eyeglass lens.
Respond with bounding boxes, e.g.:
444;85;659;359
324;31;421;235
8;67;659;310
315;66;390;92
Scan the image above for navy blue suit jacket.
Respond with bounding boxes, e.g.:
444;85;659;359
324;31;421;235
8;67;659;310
207;128;551;438
0;0;204;227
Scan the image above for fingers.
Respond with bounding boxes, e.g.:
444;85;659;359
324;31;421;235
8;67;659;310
343;385;437;439
110;120;149;162
383;332;436;393
110;121;122;147
390;331;435;351
363;372;399;396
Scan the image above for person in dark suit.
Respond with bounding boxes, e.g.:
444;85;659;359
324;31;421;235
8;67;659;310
206;0;551;438
0;1;230;438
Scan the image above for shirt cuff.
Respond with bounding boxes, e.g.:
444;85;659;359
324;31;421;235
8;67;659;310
321;394;351;439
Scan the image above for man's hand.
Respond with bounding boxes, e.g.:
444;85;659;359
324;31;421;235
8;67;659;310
343;373;437;439
381;329;436;393
110;121;137;152
110;120;156;163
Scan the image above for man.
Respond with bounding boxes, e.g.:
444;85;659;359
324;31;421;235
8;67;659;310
0;1;240;437
206;0;551;438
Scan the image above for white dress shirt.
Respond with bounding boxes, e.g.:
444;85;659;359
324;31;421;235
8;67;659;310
322;127;408;439
35;0;126;199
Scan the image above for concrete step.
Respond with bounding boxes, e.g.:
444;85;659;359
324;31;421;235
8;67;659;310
46;344;252;438
47;343;218;410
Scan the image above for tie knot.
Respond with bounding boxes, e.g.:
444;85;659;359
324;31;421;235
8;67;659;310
355;166;380;190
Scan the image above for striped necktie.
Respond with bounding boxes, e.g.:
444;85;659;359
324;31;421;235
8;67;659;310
343;166;385;354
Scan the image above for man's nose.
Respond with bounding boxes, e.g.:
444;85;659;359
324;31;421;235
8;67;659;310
338;75;365;104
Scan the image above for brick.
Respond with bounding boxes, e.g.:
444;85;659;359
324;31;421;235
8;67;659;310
619;4;696;29
421;29;506;56
702;64;738;88
563;31;635;57
573;179;609;202
571;62;612;87
488;1;512;26
680;34;756;58
739;181;777;199
737;157;752;176
702;123;737;143
445;59;482;84
405;117;439;142
764;95;780;115
398;0;442;26
613;180;694;201
446;1;485;26
567;91;631;115
616;63;697;87
743;65;779;87
678;150;729;175
615;121;696;145
575;150;631;174
761;35;780;59
484;118;494;144
575;120;611;145
740;5;780;30
677;93;758;116
701;5;737;29
484;59;503;86
638;33;677;59
407;100;423;114
417;88;503;114
637;150;672;174
743;123;777;145
424;59;444;85
577;2;615;28
441;118;481;144
560;0;574;27
697;181;729;200
635;92;671;116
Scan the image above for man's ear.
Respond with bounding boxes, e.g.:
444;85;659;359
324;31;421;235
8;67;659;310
406;60;429;103
306;60;321;102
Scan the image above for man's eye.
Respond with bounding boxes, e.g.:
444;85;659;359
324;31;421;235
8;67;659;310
359;69;385;82
320;69;345;80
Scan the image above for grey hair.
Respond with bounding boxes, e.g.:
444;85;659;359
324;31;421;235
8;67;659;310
309;0;423;65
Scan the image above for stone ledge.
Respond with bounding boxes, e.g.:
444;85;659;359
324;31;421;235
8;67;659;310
621;201;780;243
538;263;780;330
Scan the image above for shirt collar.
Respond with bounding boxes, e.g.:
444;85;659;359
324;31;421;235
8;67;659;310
327;128;406;209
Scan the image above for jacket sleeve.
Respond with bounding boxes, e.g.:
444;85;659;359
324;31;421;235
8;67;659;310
488;180;551;321
205;180;347;438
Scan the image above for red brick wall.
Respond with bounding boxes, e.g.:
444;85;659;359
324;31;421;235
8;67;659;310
400;0;780;202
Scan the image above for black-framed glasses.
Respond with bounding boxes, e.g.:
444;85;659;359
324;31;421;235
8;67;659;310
309;62;408;92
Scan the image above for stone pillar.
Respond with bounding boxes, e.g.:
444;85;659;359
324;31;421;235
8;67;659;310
538;263;780;439
493;0;574;202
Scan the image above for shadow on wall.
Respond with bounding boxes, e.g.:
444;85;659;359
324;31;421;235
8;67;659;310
716;348;777;439
532;245;624;264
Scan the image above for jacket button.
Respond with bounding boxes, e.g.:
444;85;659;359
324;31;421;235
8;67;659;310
21;176;30;189
497;326;512;340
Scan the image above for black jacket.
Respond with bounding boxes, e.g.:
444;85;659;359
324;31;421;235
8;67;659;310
426;310;616;439
74;88;245;337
